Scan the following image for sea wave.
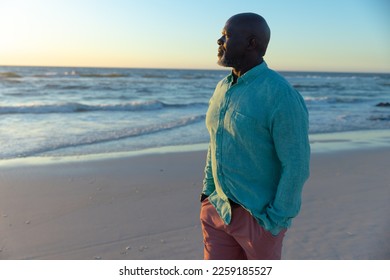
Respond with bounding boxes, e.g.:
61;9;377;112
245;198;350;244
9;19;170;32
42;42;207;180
3;115;205;159
78;73;128;78
44;84;92;90
0;72;22;78
293;84;323;90
304;96;364;104
42;71;129;78
0;100;208;115
142;74;169;79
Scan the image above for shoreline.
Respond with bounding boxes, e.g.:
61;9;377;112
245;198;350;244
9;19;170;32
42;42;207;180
0;129;389;167
1;145;389;259
1;128;389;260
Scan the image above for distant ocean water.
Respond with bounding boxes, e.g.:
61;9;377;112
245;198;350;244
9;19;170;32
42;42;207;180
0;66;389;160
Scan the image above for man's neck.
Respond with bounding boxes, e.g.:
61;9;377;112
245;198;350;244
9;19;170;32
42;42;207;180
232;58;263;82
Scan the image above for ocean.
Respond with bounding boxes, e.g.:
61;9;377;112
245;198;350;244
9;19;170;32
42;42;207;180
0;66;389;160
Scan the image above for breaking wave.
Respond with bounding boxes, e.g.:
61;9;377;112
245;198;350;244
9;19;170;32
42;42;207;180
0;100;208;115
4;114;205;159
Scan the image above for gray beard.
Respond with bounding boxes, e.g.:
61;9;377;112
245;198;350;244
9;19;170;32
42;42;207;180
217;54;242;69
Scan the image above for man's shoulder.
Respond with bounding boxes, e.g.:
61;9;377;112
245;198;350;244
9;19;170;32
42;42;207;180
254;67;305;106
262;67;292;89
248;67;295;99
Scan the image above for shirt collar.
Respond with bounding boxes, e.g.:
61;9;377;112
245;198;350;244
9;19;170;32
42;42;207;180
225;61;268;85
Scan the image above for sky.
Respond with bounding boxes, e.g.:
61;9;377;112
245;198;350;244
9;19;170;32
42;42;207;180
0;0;389;72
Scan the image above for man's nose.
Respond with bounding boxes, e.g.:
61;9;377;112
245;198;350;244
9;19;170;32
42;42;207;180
217;36;224;45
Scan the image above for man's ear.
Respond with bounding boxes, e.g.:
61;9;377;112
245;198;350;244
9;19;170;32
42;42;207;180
247;37;257;50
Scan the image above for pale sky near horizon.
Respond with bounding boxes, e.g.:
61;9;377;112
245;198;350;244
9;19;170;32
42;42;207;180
0;0;389;72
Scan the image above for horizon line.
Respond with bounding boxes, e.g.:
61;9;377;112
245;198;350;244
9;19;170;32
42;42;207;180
1;64;389;75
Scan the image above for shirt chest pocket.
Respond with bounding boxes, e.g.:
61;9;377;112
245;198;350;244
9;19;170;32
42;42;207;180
228;110;256;138
227;110;270;148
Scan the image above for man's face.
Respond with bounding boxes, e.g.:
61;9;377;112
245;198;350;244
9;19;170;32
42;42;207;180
217;20;248;68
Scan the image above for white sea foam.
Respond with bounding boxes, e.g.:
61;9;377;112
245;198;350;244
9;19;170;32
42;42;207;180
0;101;208;114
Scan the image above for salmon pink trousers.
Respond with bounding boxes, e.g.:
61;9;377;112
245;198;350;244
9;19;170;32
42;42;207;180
200;198;286;260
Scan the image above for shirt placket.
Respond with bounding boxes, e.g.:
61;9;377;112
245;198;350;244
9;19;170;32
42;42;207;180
215;83;235;198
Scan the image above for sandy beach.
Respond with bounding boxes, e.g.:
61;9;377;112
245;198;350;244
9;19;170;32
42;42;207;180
0;147;389;260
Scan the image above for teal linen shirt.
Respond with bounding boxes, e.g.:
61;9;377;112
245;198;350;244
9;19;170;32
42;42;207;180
203;62;310;235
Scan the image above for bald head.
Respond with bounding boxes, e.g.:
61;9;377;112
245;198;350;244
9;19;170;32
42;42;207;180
217;13;271;73
226;13;271;56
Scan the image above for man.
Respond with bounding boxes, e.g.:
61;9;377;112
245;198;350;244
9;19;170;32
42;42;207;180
200;13;310;260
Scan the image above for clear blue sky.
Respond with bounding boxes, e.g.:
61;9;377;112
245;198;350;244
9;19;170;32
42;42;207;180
0;0;389;72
